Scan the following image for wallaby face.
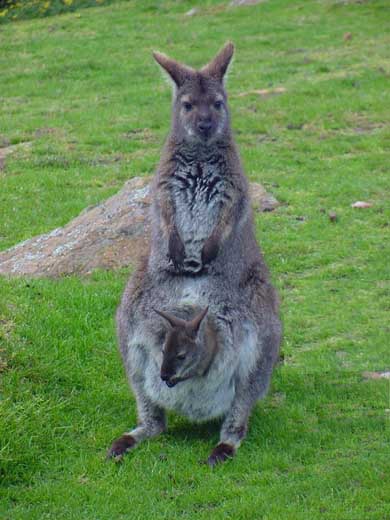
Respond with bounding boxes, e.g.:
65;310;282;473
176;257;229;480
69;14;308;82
154;307;208;387
153;43;234;144
171;76;229;144
161;327;200;387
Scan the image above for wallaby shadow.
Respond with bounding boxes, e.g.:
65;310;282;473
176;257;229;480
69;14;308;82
165;414;221;443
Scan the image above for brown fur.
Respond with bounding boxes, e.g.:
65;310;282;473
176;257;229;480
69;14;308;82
207;442;235;467
107;434;136;460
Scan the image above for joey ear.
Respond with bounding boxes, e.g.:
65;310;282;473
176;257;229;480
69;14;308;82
201;41;234;83
152;51;194;88
187;306;209;336
153;308;188;329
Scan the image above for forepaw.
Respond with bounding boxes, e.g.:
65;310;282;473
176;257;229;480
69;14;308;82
201;235;219;265
107;434;136;461
168;228;185;270
207;442;235;467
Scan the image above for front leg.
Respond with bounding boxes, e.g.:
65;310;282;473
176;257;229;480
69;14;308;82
201;192;247;267
168;225;186;270
107;394;166;461
155;176;186;270
201;231;220;266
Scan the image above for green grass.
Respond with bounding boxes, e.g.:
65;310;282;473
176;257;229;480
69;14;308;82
1;0;390;518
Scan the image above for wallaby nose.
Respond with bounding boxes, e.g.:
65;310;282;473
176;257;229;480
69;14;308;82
197;120;212;133
161;372;176;388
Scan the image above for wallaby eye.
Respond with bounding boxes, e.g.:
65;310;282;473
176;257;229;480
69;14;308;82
214;100;223;110
183;102;193;112
176;353;186;361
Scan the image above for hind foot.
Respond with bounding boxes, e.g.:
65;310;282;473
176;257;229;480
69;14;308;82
107;434;136;461
207;442;235;467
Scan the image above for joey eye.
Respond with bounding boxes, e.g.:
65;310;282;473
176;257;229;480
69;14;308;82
214;100;223;110
183;102;193;112
176;353;186;361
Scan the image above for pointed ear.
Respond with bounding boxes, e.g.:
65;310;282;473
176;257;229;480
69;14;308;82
152;51;194;88
187;307;209;336
201;42;234;83
153;308;187;329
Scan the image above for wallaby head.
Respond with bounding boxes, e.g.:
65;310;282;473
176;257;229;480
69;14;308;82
154;307;209;387
153;42;234;145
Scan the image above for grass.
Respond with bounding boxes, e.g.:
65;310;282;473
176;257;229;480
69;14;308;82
1;0;390;518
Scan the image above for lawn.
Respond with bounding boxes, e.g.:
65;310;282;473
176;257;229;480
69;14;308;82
1;0;390;518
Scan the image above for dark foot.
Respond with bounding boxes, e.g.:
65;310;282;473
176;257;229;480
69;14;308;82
107;434;136;461
207;442;235;467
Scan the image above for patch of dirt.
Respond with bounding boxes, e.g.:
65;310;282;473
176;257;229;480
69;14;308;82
0;315;16;373
347;113;385;135
335;350;351;368
0;141;33;171
121;128;156;143
34;127;62;138
236;87;287;98
269;392;286;407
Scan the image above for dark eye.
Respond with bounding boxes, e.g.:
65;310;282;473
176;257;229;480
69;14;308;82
176;353;186;361
183;102;193;112
214;100;223;110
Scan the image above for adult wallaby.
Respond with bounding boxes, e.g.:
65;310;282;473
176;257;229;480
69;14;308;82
108;42;282;466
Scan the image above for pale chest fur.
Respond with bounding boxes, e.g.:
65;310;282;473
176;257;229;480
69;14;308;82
144;357;237;421
171;159;230;264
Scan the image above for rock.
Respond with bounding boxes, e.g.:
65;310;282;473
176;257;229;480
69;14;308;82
0;177;279;278
185;8;199;16
351;201;372;209
230;0;267;6
362;371;390;380
249;183;279;213
328;211;338;222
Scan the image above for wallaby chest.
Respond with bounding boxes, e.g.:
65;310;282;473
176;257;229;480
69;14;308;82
170;158;229;256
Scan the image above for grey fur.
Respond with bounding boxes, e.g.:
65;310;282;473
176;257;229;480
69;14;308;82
108;43;281;464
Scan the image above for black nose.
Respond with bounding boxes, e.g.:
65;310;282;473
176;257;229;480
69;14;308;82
161;373;176;388
198;120;212;133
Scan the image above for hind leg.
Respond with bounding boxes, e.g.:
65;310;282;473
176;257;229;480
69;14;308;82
107;389;166;461
207;372;273;466
207;335;279;467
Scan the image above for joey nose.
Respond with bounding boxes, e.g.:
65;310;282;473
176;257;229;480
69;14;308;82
198;120;212;133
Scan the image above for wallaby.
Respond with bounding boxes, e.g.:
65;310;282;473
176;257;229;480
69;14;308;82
108;42;282;466
154;307;219;389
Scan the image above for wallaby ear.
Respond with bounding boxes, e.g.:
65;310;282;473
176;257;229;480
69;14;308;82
187;307;209;336
153;308;188;329
201;42;234;83
152;51;194;88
